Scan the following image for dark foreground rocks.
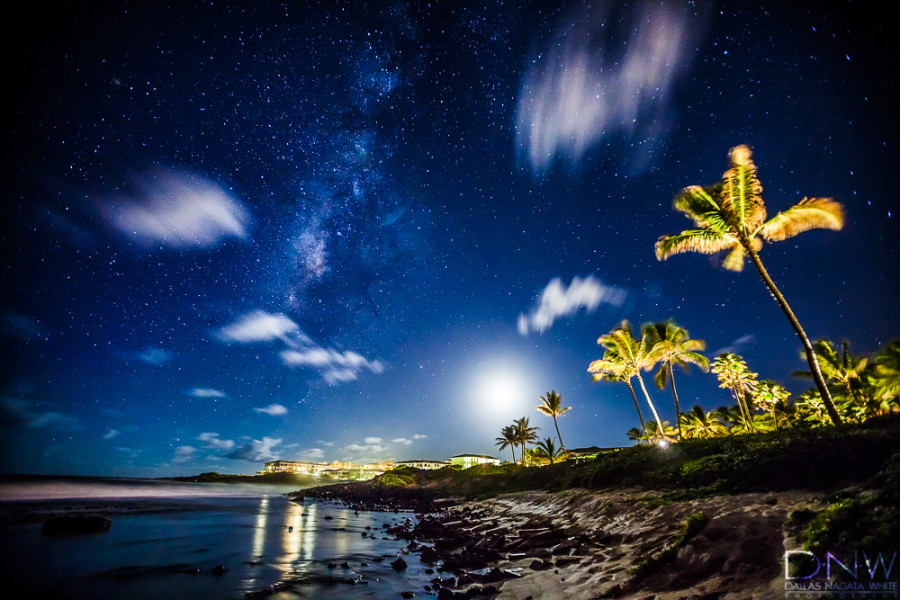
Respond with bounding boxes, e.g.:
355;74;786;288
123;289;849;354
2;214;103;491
42;513;112;535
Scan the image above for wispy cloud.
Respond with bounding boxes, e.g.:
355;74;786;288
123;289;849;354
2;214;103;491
102;428;120;440
254;403;288;416
341;436;387;459
518;275;626;335
137;347;174;365
172;446;197;463
216;311;299;343
0;398;80;430
413;434;427;440
297;447;326;461
225;436;282;462
197;432;235;451
281;346;384;384
516;1;706;175
186;387;227;399
392;437;413;446
712;334;756;356
102;168;252;249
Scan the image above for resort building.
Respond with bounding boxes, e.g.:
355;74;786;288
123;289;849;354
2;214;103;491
263;459;395;481
396;459;452;470
264;460;332;475
449;454;500;469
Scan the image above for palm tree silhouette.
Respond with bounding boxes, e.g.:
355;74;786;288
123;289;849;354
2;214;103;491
643;320;709;440
536;390;571;449
655;145;844;425
494;425;518;463
513;416;540;463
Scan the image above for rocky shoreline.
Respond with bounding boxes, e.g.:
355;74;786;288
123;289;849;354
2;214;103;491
292;486;827;600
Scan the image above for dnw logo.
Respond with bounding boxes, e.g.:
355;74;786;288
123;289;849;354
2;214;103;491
785;550;897;581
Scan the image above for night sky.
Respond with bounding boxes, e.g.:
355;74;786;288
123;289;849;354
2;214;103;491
2;1;896;477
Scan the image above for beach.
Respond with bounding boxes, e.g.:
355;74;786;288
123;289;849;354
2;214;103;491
0;476;437;600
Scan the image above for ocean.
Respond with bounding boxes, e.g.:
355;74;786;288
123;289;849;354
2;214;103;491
0;475;434;599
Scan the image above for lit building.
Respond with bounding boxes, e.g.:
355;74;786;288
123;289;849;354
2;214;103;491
264;460;332;475
397;459;452;470
449;454;500;469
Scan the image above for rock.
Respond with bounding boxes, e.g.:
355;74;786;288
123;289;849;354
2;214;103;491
529;559;551;571
420;546;439;564
401;592;416;599
391;557;408;570
211;564;228;575
42;514;112;535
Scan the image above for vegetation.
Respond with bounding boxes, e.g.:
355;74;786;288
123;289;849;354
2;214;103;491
632;511;710;578
531;437;569;465
494;424;518;464
643;320;709;440
655;145;845;424
535;390;571;449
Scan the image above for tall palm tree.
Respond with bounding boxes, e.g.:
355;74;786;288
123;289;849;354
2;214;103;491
513;416;540;462
536;390;572;449
643;320;710;440
494;425;518;464
590;321;665;438
589;348;647;434
711;353;758;432
655;145;844;425
532;437;569;465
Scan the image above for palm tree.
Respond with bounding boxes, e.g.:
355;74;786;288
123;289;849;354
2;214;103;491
643;320;710;440
655;145;844;425
641;420;678;444
513;416;540;462
752;380;790;429
679;405;728;439
536;390;572;449
589;349;647;433
711;353;759;432
532;437;569;465
494;425;518;464
590;321;666;438
869;340;900;413
793;339;870;409
627;427;646;445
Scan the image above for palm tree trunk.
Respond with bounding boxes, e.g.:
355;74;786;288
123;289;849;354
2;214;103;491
668;361;683;439
553;416;564;449
743;242;842;425
510;446;516;464
625;380;647;435
636;373;665;437
733;386;756;433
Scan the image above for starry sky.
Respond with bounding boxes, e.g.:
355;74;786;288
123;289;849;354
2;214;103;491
2;1;897;477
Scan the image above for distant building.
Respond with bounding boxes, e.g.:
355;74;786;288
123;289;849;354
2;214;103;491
449;454;500;469
397;459;452;470
264;460;331;475
263;459;394;481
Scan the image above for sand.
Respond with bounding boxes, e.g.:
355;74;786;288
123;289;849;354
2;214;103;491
422;488;826;600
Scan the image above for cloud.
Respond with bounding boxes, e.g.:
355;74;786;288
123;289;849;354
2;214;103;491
225;436;282;462
281;345;384;384
172;446;197;463
1;312;44;340
186;387;227;399
516;1;707;175
137;347;174;365
413;434;427;440
296;447;326;461
254;403;288;416
0;398;80;430
102;428;120;440
217;310;299;343
518;275;627;335
341;436;387;459
103;168;252;248
712;334;756;356
197;432;235;451
392;437;413;446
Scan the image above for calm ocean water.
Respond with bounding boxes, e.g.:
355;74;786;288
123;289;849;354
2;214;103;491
0;476;434;599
